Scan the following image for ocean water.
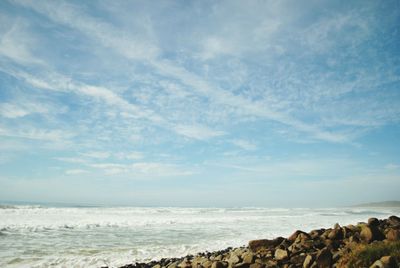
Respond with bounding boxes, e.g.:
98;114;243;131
0;205;399;268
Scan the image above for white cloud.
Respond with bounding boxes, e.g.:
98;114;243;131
0;126;74;142
88;161;193;177
65;169;88;175
174;124;225;140
0;101;52;119
230;139;257;151
81;151;110;159
0;19;44;65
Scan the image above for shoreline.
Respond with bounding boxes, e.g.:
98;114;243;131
115;216;400;268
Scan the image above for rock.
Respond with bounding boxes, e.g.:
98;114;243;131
202;260;213;268
315;248;332;268
179;260;192;268
274;249;289;261
228;253;240;265
249;263;264;268
386;228;400;241
380;256;398;268
327;228;343;240
153;265;161;268
303;255;314;268
360;226;384;243
234;263;250;268
248;238;284;252
370;260;384;268
168;261;180;268
388;216;400;227
288;231;308;242
242;253;255;264
368;218;380;227
211;261;226;268
290;254;306;266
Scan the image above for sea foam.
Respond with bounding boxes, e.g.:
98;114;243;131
0;206;399;268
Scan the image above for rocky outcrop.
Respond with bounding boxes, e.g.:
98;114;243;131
117;216;400;268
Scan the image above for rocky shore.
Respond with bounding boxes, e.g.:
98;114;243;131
116;216;400;268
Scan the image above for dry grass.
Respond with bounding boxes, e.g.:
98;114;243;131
337;241;400;268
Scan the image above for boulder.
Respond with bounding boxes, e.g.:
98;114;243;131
388;216;400;227
327;228;343;240
274;249;289;261
234;263;250;268
368;218;380;227
228;253;240;265
248;238;284;252
204;261;214;268
380;256;398;268
211;261;227;268
179;260;192;268
242;253;255;264
315;248;332;268
168;261;180;268
290;254;306;266
288;231;308;242
249;263;264;268
370;260;384;268
386;228;400;241
360;226;384;243
303;255;313;268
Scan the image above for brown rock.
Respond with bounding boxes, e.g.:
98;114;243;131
327;228;343;240
360;226;384;243
168;261;180;268
274;249;289;261
388;216;400;227
202;260;213;268
228;254;240;265
289;231;308;242
179;260;192;268
211;261;226;268
242;253;255;264
315;248;332;268
386;228;400;241
370;260;384;268
368;218;380;227
234;263;250;268
303;255;314;268
380;256;398;268
290;254;306;266
248;238;284;252
249;263;264;268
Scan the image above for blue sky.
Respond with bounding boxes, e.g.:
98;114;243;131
0;0;399;207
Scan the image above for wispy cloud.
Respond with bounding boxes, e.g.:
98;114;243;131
0;18;44;65
230;139;257;151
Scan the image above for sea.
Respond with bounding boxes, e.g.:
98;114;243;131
1;204;399;268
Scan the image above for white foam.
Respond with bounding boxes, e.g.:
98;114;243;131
0;206;399;268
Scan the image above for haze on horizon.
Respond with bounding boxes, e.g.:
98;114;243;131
0;0;399;207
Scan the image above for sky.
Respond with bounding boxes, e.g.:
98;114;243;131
0;0;399;207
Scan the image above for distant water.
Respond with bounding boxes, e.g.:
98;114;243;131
0;205;399;268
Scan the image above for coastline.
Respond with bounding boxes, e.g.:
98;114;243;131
115;216;400;268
